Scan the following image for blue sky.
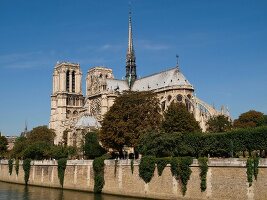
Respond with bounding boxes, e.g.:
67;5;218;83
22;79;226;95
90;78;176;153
0;0;266;136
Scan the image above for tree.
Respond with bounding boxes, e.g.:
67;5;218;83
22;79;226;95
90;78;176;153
206;115;232;133
0;136;8;157
162;102;201;133
84;132;106;159
100;91;162;152
233;110;265;128
27;126;56;144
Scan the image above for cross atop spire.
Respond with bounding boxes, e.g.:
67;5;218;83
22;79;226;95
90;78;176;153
126;4;137;88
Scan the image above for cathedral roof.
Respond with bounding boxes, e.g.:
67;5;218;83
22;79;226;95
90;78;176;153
131;67;194;91
75;115;101;129
106;79;130;93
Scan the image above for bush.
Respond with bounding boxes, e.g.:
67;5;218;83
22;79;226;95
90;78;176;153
198;157;208;192
84;132;106;159
170;157;193;196
15;159;19;176
156;157;170;176
57;158;67;187
93;156;107;193
8;159;13;175
23;159;31;185
139;156;156;183
246;158;254;187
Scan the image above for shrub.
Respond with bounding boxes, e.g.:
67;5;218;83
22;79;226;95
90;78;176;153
170;157;193;196
246;158;254;187
139;156;156;183
57;158;67;187
254;157;260;180
93;155;109;193
23;159;31;185
198;157;208;192
8;159;13;175
131;159;134;174
156;157;170;176
15;159;19;176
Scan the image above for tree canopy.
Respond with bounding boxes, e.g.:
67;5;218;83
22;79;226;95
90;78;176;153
11;126;77;159
0;135;8;157
233;110;265;128
100;91;162;151
162;102;201;133
206;115;232;133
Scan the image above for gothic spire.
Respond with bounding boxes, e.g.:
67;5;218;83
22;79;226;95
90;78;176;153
126;6;137;88
127;9;134;57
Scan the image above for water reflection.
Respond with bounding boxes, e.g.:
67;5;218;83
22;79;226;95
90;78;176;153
0;182;146;200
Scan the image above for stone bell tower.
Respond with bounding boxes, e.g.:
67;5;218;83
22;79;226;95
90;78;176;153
49;62;84;145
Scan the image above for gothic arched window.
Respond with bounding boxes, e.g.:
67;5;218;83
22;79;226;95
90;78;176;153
66;70;70;91
72;71;75;92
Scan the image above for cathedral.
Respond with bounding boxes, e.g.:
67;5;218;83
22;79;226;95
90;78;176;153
49;12;230;146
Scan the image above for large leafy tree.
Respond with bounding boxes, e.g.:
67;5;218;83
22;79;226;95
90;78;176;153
27;126;55;144
162;102;201;133
233;110;265;128
206;115;232;133
100;91;162;151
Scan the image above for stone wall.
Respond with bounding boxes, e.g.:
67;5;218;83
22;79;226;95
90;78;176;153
1;158;267;200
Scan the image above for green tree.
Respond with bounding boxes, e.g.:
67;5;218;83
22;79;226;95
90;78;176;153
162;102;201;133
206;115;232;133
100;91;162;152
27;126;55;144
11;136;28;158
0;135;8;157
84;132;106;159
233;110;265;128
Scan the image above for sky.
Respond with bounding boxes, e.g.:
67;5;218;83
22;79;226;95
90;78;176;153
0;0;266;136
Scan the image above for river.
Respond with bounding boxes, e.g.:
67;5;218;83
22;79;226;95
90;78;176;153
0;181;147;200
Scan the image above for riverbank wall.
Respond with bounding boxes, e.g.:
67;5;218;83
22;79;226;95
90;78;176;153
1;158;267;200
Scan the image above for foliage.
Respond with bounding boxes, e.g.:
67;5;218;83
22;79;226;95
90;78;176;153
11;137;28;158
246;158;254;187
49;145;77;160
0;136;8;156
93;155;109;193
23;159;31;185
139;156;156;183
206;115;232;133
170;157;193;196
57;158;67;187
253;157;260;180
23;141;51;160
15;159;19;176
84;132;106;159
234;110;265;128
27;126;56;144
131;159;134;174
8;159;13;175
156;157;170;176
138;131;202;158
114;159;118;176
138;126;267;158
198;157;208;192
162;102;201;134
100;91;162;151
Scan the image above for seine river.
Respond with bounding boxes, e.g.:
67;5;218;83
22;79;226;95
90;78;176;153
0;181;147;200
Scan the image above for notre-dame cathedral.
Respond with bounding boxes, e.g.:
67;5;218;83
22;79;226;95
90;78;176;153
49;12;230;146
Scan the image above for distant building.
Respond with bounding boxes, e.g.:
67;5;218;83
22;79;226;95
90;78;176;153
5;136;17;151
49;11;230;146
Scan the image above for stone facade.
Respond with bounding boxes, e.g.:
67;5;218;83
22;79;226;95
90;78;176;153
49;12;230;145
1;158;267;200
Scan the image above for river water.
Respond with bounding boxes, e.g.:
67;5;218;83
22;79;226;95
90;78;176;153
0;181;147;200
